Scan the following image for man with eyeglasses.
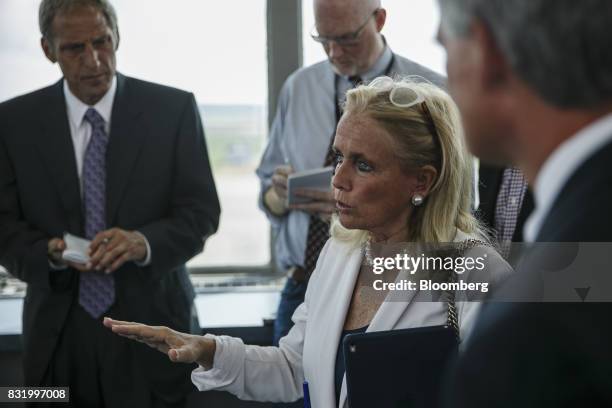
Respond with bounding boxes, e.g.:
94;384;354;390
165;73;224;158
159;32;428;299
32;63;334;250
257;0;445;345
0;0;220;406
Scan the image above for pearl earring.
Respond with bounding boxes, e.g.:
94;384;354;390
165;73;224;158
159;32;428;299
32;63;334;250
412;194;424;207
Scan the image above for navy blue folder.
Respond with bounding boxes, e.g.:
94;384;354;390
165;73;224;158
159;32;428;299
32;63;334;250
343;325;458;408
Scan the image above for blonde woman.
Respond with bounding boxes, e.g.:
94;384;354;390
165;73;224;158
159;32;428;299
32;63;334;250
105;77;512;407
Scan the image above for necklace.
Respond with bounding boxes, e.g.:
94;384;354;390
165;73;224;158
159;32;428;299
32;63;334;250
363;236;410;267
363;236;374;266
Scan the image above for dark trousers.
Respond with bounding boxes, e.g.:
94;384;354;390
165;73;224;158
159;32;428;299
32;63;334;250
273;277;308;346
36;297;196;408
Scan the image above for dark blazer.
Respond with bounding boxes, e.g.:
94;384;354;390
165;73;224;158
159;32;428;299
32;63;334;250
477;163;534;242
0;74;220;389
446;139;612;407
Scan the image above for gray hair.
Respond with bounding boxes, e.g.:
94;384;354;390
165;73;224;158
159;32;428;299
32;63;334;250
438;0;612;108
39;0;119;46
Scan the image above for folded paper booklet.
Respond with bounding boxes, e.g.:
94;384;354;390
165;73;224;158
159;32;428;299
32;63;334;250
62;233;91;265
287;166;334;206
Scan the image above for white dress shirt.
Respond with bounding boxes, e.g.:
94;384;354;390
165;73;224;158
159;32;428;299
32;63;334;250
59;77;151;265
64;77;116;183
524;113;612;241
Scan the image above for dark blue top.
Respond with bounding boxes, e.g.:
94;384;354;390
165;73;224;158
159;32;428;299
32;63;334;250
335;325;368;405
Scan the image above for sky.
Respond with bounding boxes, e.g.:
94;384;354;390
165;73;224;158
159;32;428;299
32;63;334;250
0;0;444;105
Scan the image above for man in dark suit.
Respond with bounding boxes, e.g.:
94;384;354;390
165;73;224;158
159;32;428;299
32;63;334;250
0;0;220;406
477;163;534;263
436;0;612;405
477;164;533;243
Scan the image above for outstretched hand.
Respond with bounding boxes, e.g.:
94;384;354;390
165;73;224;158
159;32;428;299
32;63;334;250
103;317;216;369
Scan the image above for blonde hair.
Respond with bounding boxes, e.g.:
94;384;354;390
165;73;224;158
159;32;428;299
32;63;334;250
330;77;487;245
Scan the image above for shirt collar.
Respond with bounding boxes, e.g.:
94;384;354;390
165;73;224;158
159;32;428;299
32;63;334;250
343;42;393;83
524;112;612;241
63;75;117;128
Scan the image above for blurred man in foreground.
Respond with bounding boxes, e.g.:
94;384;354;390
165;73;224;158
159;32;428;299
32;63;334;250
437;0;612;405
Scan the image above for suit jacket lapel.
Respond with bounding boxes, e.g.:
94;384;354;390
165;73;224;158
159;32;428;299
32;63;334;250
536;139;612;242
323;245;362;361
338;267;419;407
514;188;534;242
106;74;146;226
477;163;504;228
310;243;361;407
37;80;83;233
368;268;419;332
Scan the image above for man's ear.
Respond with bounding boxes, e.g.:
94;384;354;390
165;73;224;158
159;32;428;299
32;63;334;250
414;165;438;197
113;29;120;51
374;8;386;32
41;37;57;63
472;20;510;90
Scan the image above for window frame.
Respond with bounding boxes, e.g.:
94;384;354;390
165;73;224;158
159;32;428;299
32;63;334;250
188;0;303;276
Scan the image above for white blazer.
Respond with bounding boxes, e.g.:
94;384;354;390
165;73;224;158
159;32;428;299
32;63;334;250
191;231;512;407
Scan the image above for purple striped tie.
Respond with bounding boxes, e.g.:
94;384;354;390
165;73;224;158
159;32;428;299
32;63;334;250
78;108;115;318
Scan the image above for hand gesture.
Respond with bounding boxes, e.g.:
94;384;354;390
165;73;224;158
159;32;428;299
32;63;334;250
103;317;216;369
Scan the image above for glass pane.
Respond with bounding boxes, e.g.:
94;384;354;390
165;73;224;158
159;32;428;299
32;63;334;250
302;0;445;75
0;0;270;268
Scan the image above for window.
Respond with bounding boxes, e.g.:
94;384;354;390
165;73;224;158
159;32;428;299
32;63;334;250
302;0;445;75
0;0;270;269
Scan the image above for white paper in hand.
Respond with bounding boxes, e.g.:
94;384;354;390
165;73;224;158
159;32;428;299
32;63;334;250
62;233;91;264
287;166;334;205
